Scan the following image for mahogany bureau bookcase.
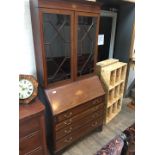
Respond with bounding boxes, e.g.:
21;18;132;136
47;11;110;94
30;0;105;154
19;98;47;155
44;76;105;155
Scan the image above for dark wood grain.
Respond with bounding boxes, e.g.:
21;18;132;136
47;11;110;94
20;117;40;138
30;1;104;154
20;131;42;154
30;1;47;87
44;76;105;154
19;98;45;120
55;117;103;151
38;0;101;13
30;0;101;88
55;102;104;130
19;98;47;155
55;109;104;140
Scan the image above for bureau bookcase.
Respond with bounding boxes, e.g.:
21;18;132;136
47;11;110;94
44;76;105;154
30;0;105;154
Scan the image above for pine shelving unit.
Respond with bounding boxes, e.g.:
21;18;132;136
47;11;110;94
96;59;127;124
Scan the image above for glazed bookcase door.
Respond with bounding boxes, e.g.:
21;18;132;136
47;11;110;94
40;9;74;85
75;12;99;79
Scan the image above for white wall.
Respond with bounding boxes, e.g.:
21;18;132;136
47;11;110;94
0;1;37;154
18;0;36;77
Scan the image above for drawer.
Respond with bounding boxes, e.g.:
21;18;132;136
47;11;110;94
20;131;42;154
55;109;104;140
20;117;40;138
20;146;43;155
55;117;103;151
55;103;104;131
55;96;104;123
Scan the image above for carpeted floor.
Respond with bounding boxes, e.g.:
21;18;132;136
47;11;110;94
95;123;135;155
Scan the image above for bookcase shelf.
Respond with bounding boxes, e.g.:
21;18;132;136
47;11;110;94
96;59;127;124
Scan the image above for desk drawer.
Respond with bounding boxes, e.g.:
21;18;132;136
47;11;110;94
20;131;42;154
20;147;43;155
55;117;103;151
20;117;40;138
55;103;104;131
56;109;104;140
55;96;104;123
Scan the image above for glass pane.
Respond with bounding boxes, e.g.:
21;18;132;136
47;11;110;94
43;13;71;83
77;16;97;76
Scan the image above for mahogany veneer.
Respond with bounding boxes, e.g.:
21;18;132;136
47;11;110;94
30;1;105;154
30;0;101;88
19;98;47;155
45;76;105;154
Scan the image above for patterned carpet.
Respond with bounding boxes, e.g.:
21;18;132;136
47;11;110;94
95;124;135;155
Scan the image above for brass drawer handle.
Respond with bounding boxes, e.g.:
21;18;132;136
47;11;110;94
64;112;72;118
64;137;73;143
64;119;72;125
91;121;98;127
64;127;72;134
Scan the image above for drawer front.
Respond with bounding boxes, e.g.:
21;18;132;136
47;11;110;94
56;109;104;140
20;147;43;155
55;103;104;131
20;131;42;154
20;117;40;138
55;96;104;123
55;117;103;151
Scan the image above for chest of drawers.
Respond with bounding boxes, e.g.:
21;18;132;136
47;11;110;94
19;98;47;155
45;76;105;155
